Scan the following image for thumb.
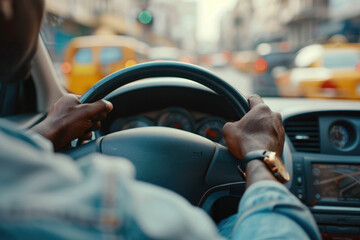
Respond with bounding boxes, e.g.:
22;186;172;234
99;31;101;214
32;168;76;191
81;99;113;117
248;94;264;109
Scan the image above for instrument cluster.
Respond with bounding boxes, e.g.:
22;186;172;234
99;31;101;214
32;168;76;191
109;107;227;145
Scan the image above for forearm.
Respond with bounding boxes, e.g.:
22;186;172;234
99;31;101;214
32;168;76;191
245;159;277;188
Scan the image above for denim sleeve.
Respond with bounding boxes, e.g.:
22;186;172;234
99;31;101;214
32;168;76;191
0;121;226;240
218;181;321;240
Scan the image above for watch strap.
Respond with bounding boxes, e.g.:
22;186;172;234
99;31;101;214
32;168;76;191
241;150;290;184
241;150;269;168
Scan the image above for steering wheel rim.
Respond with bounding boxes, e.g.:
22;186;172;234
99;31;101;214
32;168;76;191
75;61;250;205
80;61;249;117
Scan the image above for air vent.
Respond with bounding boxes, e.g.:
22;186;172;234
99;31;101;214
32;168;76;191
284;115;320;153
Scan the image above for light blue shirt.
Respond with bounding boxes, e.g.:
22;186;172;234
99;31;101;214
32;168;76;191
0;120;320;239
218;181;320;239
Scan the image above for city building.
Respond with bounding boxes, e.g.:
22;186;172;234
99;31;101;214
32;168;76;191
279;0;329;49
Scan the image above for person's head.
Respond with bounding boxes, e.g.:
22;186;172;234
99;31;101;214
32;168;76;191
0;0;45;83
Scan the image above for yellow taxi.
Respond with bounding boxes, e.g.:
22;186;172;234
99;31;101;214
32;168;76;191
276;43;360;100
62;35;149;94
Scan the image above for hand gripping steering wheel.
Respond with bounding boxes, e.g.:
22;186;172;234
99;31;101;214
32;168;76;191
75;61;250;205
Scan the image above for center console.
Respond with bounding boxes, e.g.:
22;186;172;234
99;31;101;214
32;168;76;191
290;153;360;239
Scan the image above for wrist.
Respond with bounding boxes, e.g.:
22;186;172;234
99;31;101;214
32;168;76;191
241;150;290;184
246;159;274;176
246;159;271;172
245;159;277;188
31;118;61;146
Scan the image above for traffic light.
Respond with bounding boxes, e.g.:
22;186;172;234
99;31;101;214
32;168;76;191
138;10;153;25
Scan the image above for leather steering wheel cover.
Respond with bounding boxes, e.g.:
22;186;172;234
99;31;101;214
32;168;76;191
80;61;250;118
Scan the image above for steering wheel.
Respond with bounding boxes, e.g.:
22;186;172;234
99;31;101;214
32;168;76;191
71;61;250;205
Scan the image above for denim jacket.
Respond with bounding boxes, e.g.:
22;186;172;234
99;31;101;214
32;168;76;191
0;120;320;239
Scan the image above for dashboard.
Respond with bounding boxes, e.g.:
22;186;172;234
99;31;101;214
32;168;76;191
100;78;360;238
99;79;238;144
106;107;227;145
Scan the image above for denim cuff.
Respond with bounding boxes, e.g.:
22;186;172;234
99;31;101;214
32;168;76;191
233;180;320;239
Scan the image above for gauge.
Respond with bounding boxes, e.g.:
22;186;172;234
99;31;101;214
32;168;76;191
110;116;153;132
196;117;227;145
329;124;349;149
157;108;195;132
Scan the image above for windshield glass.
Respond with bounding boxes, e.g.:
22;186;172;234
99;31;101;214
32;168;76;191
323;50;360;69
41;0;360;100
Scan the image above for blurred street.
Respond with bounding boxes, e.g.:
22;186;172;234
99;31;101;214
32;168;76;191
43;0;360;99
207;66;253;97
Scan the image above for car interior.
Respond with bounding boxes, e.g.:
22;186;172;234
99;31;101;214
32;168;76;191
2;34;360;239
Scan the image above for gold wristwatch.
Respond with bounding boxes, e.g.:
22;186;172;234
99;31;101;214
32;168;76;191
240;150;290;183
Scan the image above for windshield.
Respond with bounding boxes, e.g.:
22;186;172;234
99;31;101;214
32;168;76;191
323;50;360;69
41;0;360;100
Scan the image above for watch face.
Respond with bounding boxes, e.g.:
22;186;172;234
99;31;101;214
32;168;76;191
264;152;290;183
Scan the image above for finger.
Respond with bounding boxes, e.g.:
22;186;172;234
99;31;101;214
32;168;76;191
77;132;93;146
77;139;90;146
83;121;101;134
81;132;93;140
248;94;264;109
96;112;109;122
82;99;113;117
91;121;101;131
96;99;113;113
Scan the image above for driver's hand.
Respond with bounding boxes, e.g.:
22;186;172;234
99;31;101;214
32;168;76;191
222;94;285;160
31;94;113;151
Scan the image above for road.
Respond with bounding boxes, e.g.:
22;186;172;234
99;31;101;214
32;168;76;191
206;65;254;97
